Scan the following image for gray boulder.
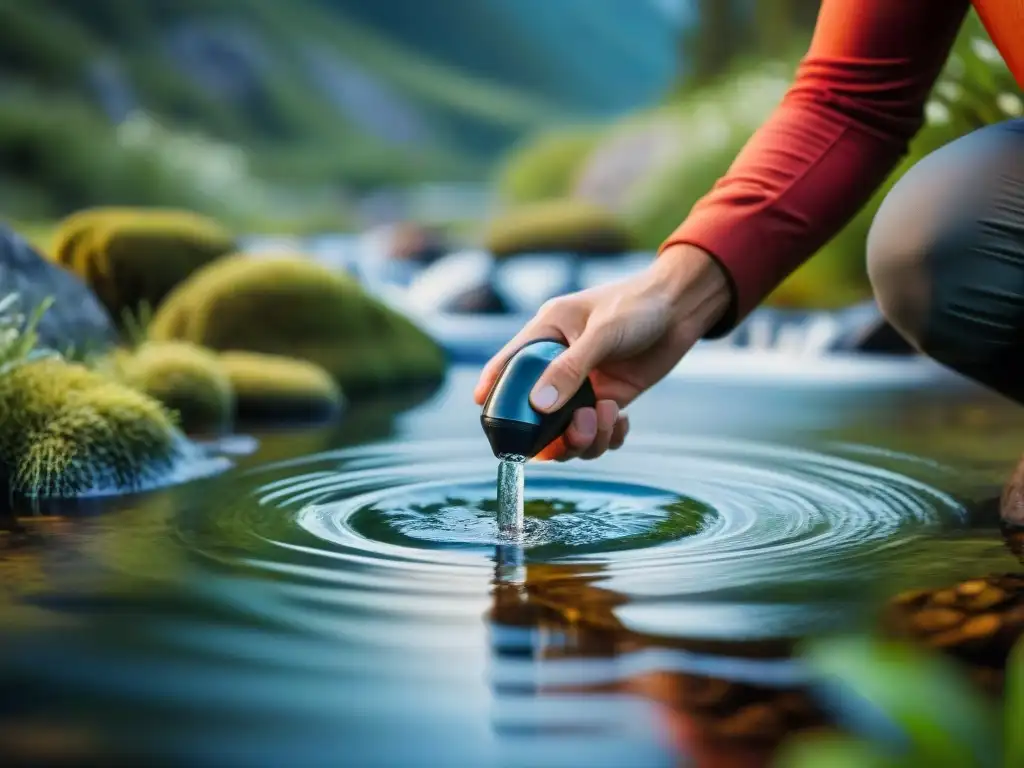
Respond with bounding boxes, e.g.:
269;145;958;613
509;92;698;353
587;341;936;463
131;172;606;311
0;226;118;354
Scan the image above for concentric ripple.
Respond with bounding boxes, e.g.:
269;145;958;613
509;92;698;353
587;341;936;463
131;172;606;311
214;434;969;641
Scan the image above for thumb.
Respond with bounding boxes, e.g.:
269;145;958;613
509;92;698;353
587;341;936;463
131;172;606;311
529;325;610;413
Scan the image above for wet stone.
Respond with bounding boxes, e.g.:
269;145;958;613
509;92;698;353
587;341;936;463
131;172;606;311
931;589;960;607
960;614;1001;639
911;608;964;632
891;588;931;607
715;704;783;741
963;587;1009;611
957;580;989;597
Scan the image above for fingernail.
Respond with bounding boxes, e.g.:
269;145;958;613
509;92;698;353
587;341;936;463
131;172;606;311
531;384;558;410
575;408;597;437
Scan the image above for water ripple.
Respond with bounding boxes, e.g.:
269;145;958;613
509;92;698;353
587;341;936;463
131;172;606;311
196;434;967;642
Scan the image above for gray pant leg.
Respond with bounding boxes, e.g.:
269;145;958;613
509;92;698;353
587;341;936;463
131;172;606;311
868;119;1024;402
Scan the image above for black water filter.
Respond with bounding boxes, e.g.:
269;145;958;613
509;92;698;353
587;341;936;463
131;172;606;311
480;339;596;459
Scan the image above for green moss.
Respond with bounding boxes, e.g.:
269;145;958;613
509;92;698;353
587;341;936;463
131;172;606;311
104;341;235;435
50;207;236;320
484;198;635;257
494;127;601;205
219;351;343;422
148;254;446;394
0;358;182;497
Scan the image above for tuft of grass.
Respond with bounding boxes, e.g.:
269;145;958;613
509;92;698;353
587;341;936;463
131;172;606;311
0;293;58;374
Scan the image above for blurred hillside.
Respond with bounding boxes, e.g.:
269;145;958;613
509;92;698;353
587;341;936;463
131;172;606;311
0;0;679;225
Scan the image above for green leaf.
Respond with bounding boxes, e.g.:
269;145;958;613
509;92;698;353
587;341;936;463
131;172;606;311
1006;637;1024;768
802;636;1001;768
774;734;899;768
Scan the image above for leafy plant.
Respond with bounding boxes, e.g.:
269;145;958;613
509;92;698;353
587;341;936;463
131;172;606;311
120;301;154;349
775;634;1023;768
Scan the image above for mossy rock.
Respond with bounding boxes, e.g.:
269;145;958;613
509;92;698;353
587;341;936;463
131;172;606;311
148;254;446;395
494;127;601;205
49;207;235;321
219;351;343;422
0;358;183;497
483;199;635;258
104;341;235;435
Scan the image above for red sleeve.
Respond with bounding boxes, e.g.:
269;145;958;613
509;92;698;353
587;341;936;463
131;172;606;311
659;0;971;336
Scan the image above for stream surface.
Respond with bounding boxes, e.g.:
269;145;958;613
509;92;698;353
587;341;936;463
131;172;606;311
1;361;1022;767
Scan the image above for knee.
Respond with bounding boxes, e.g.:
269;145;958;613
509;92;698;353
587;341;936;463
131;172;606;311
867;120;1024;358
865;164;943;352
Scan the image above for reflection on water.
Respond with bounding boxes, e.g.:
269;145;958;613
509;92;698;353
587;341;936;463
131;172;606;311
0;365;1023;766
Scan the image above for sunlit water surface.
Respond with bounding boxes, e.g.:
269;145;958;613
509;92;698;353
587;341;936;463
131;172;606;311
1;362;1022;767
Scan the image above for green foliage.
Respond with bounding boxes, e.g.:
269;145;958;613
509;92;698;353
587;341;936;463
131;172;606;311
0;358;182;497
618;63;794;249
219;351;343;422
494;127;601;205
50;207;235;321
104;341;235;435
484;199;635;257
0;0;575;219
0;89;231;221
775;634;1024;768
148;254;446;394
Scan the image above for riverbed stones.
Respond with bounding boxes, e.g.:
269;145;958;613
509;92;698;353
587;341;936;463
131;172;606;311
883;573;1024;689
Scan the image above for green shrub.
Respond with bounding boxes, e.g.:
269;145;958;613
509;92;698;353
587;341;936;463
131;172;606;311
0;358;182;497
494;127;601;205
50;207;235;320
219;351;343;422
484;198;635;257
104;341;235;435
148;254;446;394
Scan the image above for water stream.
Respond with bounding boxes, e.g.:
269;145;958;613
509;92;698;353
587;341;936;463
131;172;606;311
497;454;526;537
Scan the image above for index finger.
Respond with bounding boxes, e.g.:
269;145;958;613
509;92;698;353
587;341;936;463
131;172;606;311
473;320;563;405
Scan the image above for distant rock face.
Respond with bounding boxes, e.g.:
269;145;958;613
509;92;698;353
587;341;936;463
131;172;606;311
86;59;137;123
164;21;269;104
0;227;118;354
303;46;433;147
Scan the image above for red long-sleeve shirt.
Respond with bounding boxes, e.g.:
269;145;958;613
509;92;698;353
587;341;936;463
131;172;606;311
660;0;1024;335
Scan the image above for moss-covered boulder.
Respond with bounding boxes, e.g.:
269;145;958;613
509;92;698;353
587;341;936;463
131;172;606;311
483;199;635;258
104;342;235;435
49;207;235;321
148;254;446;395
0;358;183;497
219;351;343;422
495;127;601;205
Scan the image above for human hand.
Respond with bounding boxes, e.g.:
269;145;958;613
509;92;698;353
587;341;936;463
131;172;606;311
473;244;731;461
